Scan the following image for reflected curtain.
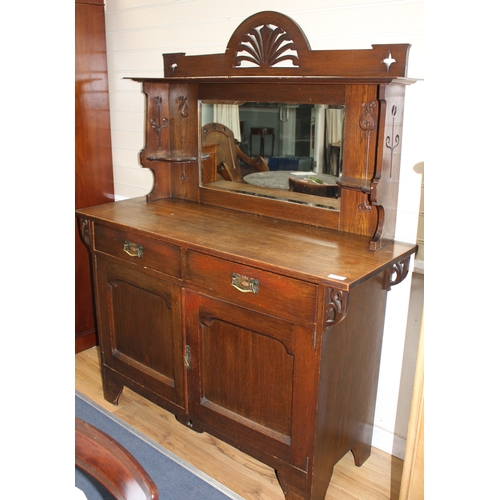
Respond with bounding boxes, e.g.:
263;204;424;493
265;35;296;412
326;108;344;176
213;104;241;142
326;109;344;145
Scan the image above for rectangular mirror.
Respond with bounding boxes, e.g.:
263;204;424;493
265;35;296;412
200;101;344;211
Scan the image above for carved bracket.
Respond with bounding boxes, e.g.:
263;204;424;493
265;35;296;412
77;217;91;249
325;288;350;327
385;256;411;290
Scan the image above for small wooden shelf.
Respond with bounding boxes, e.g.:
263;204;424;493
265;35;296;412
146;153;200;163
337;176;372;194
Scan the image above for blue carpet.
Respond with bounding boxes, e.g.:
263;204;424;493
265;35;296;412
75;392;244;500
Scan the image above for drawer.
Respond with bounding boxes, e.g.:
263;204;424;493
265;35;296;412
94;224;181;278
185;251;317;323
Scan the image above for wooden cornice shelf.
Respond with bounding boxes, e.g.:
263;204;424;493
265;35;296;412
129;76;418;85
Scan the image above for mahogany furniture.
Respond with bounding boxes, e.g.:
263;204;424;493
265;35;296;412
76;11;417;500
75;0;114;352
76;418;159;500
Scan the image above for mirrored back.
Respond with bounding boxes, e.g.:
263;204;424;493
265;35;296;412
200;101;345;211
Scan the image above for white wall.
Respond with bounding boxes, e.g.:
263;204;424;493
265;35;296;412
103;0;425;458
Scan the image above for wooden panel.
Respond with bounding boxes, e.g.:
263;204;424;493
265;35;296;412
198;82;346;106
338;85;379;237
201;319;294;438
75;0;114;352
112;281;175;379
185;251;318;323
185;291;300;462
310;273;389;500
168;83;199;159
95;257;184;409
94;224;181;278
370;84;407;249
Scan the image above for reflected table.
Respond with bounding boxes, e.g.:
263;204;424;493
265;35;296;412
244;171;339;197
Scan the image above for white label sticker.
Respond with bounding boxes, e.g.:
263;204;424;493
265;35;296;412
327;273;347;280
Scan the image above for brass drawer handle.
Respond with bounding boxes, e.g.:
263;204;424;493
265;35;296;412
231;272;259;294
123;241;143;258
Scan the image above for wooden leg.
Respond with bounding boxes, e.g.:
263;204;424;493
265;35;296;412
101;366;123;405
275;467;310;500
351;442;372;467
282;490;304;500
276;469;332;500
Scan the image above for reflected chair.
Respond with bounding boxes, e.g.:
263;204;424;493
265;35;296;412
76;418;159;500
289;176;340;198
201;123;269;182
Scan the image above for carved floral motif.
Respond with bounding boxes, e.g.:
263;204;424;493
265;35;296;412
359;102;377;132
233;24;299;68
358;101;378;212
177;96;189;118
150;96;168;149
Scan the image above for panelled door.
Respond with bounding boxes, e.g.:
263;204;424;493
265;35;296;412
94;256;185;410
184;289;320;471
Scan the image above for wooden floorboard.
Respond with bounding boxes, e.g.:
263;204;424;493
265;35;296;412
76;347;403;500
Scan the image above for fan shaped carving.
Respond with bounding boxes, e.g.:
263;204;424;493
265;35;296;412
233;24;299;68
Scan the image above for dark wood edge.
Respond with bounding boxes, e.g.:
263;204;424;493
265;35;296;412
75;0;105;5
75;418;159;500
75;330;97;353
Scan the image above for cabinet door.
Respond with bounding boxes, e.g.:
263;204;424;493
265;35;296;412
185;290;319;470
95;256;185;410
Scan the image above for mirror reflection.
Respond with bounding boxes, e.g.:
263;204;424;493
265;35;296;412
201;102;344;210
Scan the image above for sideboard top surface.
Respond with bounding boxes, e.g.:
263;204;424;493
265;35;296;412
77;197;416;290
